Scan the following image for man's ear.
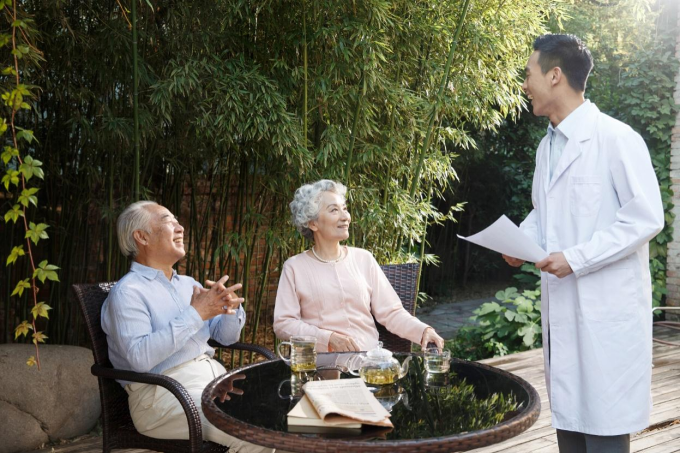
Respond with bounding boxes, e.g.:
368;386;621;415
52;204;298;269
132;230;148;247
551;67;563;87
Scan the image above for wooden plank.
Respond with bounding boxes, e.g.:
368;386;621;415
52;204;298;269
631;425;680;451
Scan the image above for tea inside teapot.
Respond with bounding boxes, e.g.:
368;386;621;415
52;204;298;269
351;342;410;386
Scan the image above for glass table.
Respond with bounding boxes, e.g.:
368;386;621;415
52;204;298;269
202;353;540;452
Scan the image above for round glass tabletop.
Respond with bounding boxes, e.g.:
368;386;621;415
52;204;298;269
202;353;540;452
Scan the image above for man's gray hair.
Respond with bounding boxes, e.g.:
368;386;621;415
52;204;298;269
116;201;158;258
290;180;347;241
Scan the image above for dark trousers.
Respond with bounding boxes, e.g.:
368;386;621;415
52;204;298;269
556;429;630;453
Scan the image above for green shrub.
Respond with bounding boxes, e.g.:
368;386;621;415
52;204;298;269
445;326;509;361
448;275;542;361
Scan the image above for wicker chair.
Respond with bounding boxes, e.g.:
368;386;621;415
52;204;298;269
73;282;276;453
377;263;421;353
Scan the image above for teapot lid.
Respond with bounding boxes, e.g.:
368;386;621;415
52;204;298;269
366;341;393;360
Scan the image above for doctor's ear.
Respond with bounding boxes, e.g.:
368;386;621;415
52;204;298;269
551;67;563;86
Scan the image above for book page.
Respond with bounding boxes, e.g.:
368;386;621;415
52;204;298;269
287;394;361;428
302;378;391;425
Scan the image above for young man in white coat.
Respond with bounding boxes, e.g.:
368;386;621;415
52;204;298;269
503;34;664;452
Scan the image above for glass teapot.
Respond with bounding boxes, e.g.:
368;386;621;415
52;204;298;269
350;342;411;386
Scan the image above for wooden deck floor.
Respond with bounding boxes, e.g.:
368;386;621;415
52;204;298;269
471;327;680;453
29;327;680;453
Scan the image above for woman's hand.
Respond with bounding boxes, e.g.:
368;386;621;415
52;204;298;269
420;327;444;352
328;332;360;352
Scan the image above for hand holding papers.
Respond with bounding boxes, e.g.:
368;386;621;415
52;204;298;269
457;215;548;263
287;379;393;431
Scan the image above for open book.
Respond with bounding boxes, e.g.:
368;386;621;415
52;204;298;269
287;378;393;430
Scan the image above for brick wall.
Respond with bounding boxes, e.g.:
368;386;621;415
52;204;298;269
666;11;680;322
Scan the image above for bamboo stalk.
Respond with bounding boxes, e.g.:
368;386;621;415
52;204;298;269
409;0;471;198
132;0;140;200
344;67;365;186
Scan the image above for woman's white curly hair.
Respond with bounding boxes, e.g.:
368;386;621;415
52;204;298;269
290;180;347;241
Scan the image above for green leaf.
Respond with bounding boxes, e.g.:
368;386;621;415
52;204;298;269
32;259;60;283
11;278;30;296
25;222;49;245
31;302;52;320
3;204;23;223
504;310;516;321
476;302;501;316
2;169;19;190
19;155;44;181
14;320;32;339
1;145;19;164
6;245;25;265
516;299;534;313
16;128;37;144
18;187;39;207
32;331;48;345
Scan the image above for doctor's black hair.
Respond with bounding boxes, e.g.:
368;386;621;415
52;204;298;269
533;34;594;93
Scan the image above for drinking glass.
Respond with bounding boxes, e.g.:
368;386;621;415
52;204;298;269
277;336;317;373
423;348;451;373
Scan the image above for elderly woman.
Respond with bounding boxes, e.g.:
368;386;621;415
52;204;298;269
274;180;445;353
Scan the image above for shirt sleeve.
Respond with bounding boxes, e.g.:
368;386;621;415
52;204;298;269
209;305;246;346
273;261;334;350
368;255;430;346
102;286;204;373
562;130;664;276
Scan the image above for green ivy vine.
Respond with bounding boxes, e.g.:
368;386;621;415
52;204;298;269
1;0;54;368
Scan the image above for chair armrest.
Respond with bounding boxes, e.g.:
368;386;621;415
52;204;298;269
208;340;276;360
91;364;204;452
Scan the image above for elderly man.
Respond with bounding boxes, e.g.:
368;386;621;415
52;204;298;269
504;34;664;452
102;200;272;452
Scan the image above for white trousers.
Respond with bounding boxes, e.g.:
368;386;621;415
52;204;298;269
126;354;273;453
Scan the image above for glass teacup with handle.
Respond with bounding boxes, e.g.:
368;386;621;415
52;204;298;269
423;348;451;373
277;335;317;381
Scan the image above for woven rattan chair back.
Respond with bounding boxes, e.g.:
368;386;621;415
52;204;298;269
377;263;420;353
74;282;228;453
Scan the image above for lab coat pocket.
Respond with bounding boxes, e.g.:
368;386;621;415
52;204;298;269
577;264;635;322
569;175;601;217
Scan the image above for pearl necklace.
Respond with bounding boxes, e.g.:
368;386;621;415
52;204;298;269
311;246;344;263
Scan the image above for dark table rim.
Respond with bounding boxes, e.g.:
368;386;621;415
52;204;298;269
202;354;541;453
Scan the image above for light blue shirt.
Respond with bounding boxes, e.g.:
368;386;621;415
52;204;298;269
548;99;591;181
101;262;245;385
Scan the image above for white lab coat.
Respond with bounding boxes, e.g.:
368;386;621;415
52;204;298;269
520;101;664;435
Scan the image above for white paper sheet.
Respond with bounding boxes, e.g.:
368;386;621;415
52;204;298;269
457;215;548;263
